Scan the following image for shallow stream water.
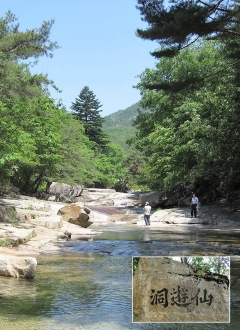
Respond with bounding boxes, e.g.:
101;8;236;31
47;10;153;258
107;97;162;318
0;207;239;329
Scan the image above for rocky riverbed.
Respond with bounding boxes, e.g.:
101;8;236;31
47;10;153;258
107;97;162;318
0;189;240;256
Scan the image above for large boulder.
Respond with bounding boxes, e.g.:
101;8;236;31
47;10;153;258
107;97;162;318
57;203;93;228
46;182;83;201
0;255;37;278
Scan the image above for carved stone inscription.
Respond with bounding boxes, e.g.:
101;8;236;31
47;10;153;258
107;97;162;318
133;257;229;323
150;286;213;308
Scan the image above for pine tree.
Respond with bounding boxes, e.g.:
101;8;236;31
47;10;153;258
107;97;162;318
71;86;109;149
0;11;59;101
136;0;239;58
135;1;240;92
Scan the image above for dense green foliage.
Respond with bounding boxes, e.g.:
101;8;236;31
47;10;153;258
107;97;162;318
94;142;127;187
0;12;62;192
0;12;127;193
52;112;98;186
131;1;240;198
133;257;140;275
103;125;135;154
133;40;240;196
5;97;63;193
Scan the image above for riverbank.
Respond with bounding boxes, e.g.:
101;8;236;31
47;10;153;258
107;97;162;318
0;195;108;256
1;192;240;330
0;192;240;256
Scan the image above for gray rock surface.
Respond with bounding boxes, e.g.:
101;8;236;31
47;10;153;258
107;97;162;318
0;190;239;258
46;181;83;200
133;257;229;323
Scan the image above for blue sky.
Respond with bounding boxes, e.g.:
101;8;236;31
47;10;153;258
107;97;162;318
1;0;158;116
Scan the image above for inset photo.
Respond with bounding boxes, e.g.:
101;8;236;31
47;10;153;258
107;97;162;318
132;256;230;323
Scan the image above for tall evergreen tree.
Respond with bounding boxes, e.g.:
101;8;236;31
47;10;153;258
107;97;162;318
71;86;109;149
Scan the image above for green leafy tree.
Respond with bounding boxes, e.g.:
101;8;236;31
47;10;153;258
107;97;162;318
123;150;149;190
71;86;109;149
133;1;240;197
133;40;240;196
94;143;126;188
54;111;98;186
0;99;36;183
0;11;64;193
8;97;63;193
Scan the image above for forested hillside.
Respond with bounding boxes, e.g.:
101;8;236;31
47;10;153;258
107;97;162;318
103;103;140;127
103;103;142;153
102;126;136;154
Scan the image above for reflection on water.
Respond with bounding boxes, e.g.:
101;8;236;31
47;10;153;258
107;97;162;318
92;223;240;242
72;223;240;257
0;253;239;329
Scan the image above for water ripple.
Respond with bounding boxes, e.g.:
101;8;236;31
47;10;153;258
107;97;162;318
0;250;239;329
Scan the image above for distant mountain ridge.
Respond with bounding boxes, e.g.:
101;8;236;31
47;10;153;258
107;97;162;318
103;102;141;128
102;102;142;153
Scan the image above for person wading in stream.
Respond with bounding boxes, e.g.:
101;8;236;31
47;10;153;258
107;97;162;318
143;202;151;225
190;193;199;218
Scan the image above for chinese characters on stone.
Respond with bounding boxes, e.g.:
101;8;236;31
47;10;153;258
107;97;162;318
150;286;213;308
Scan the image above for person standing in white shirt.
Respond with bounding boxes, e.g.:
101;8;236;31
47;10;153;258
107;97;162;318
143;202;151;225
190;193;199;218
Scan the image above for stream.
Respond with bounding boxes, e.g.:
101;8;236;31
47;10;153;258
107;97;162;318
0;207;239;329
